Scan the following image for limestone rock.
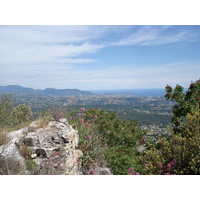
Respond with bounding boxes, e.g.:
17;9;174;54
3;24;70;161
0;118;83;175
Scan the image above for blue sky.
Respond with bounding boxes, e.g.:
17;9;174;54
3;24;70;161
0;25;200;90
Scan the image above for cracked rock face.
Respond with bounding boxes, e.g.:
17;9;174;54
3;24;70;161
0;118;83;175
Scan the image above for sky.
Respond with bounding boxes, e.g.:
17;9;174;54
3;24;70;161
0;25;200;90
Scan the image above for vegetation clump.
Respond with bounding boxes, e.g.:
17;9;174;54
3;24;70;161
0;79;199;175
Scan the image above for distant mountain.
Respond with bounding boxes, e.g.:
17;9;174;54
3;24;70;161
0;85;94;96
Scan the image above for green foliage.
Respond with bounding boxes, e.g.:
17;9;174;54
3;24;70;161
0;95;15;127
69;107;143;175
13;102;32;123
105;145;142;175
165;79;200;133
142;105;200;175
0;95;33;129
25;159;38;172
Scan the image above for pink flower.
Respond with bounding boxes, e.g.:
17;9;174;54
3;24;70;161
104;144;108;147
145;163;150;167
81;108;86;112
165;173;170;175
107;131;111;134
78;113;82;116
94;115;98;119
86;135;92;140
80;119;84;123
129;167;134;173
75;124;78;126
83;113;86;116
85;122;89;125
135;172;140;175
167;163;172;171
81;123;85;126
48;173;52;175
89;169;95;175
171;159;177;166
158;163;163;168
69;117;72;120
77;158;81;163
128;173;133;175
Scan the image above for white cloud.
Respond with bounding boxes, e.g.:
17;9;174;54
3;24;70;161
0;25;199;90
115;26;199;46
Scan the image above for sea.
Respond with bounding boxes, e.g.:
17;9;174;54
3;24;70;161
90;89;166;97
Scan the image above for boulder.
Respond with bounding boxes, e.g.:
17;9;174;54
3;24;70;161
0;118;83;175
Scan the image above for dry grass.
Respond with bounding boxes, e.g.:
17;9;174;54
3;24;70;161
0;132;10;146
18;144;33;159
0;156;24;175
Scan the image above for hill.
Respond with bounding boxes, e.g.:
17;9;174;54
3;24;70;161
0;85;94;97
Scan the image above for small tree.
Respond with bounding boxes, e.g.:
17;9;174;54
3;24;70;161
13;102;32;123
0;95;15;127
165;79;200;133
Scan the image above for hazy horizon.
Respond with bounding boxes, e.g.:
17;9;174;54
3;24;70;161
1;25;200;90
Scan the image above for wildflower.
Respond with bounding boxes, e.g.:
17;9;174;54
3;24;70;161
48;173;52;175
78;113;82;116
94;115;98;119
104;144;108;147
89;169;95;175
86;135;92;140
81;123;85;126
171;159;177;166
129;167;134;173
81;108;86;112
80;119;84;123
167;163;172;171
107;131;111;134
145;163;150;167
69;117;72;120
165;173;170;175
85;122;89;125
83;113;86;116
77;158;81;163
135;172;140;175
158;163;163;168
128;173;133;175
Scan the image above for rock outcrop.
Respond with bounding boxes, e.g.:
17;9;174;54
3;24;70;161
0;118;83;175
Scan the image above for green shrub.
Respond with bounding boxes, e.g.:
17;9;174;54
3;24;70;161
68;107;143;175
25;159;38;173
142;105;200;175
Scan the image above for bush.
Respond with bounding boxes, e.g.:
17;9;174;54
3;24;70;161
13;102;32;124
68;107;143;175
50;107;65;121
0;95;15;128
142;105;200;175
25;159;38;173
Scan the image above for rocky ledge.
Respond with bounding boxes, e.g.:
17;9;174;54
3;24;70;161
0;118;83;175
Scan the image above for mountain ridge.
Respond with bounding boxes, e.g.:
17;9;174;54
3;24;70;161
0;85;94;97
